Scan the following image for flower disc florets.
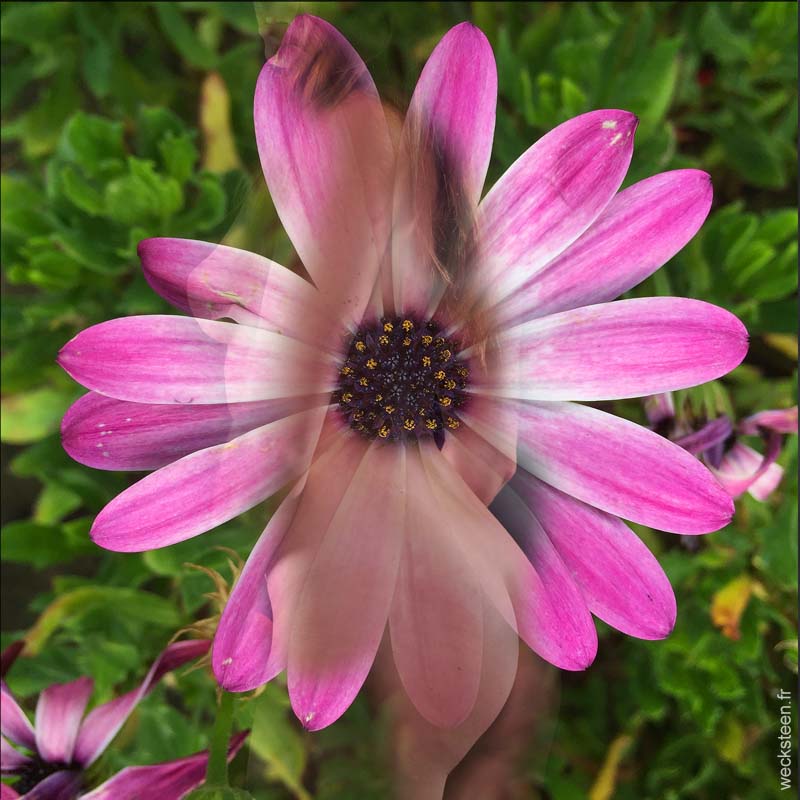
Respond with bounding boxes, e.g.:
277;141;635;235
334;316;469;446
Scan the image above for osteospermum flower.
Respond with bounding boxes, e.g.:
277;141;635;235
58;16;747;734
646;394;797;500
0;641;246;799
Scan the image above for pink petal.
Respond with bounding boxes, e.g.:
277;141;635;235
492;297;748;401
263;433;371;689
18;771;81;800
515;400;734;534
389;450;483;728
739;407;798;436
73;640;209;768
478;110;637;303
62;392;322;471
212;494;299;692
79;731;247;800
713;442;784;501
1;736;30;772
58;316;333;405
512;473;676;639
287;442;406;730
673;416;733;455
0;782;20;800
441;394;517;505
34;677;93;764
139;238;333;348
89;410;325;552
0;683;35;750
255;15;394;324
392;23;496;315
422;446;597;671
496;170;713;325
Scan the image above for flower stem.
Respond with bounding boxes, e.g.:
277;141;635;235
206;689;235;786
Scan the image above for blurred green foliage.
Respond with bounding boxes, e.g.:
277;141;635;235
1;2;797;799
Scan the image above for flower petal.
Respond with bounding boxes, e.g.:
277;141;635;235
73;640;209;768
478;110;636;303
389;450;483;728
512;473;676;639
62;392;321;471
674;416;733;455
255;15;394;323
495;169;713;325
514;400;734;533
739;407;798;436
212;494;299;692
392;23;496;315
0;782;19;800
79;731;247;800
89;409;325;552
58;316;333;405
287;442;406;730
34;677;93;764
423;447;597;670
1;736;30;773
0;684;35;750
491;298;748;401
139;238;332;347
19;770;81;800
713;442;784;501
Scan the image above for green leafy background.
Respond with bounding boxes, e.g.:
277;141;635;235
1;2;797;798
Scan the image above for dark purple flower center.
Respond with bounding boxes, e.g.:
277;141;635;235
334;316;470;447
13;756;79;794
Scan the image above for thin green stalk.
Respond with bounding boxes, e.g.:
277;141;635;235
206;689;235;787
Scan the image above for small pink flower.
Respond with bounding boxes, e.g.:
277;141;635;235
59;17;747;733
0;641;245;799
649;397;797;501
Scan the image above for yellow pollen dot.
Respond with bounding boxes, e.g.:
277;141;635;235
341;392;353;402
402;337;411;346
383;322;394;332
384;404;396;414
458;367;469;378
435;370;446;380
435;337;445;347
340;365;352;375
353;410;364;420
440;349;452;361
359;377;369;387
355;341;366;352
425;419;438;430
366;358;378;369
422;335;433;346
378;335;389;345
422;355;432;367
446;416;460;429
375;394;383;402
445;379;457;390
439;396;452;407
402;319;413;331
378;425;390;438
403;419;416;431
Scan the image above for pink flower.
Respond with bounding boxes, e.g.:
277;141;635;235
58;17;747;734
648;396;797;501
0;641;245;799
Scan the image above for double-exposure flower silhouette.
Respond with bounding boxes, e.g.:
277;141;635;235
0;641;246;799
59;16;748;736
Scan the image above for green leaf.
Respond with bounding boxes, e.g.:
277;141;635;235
0;387;72;443
104;158;183;225
1;517;94;568
159;131;199;183
156;4;218;70
58;113;126;177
